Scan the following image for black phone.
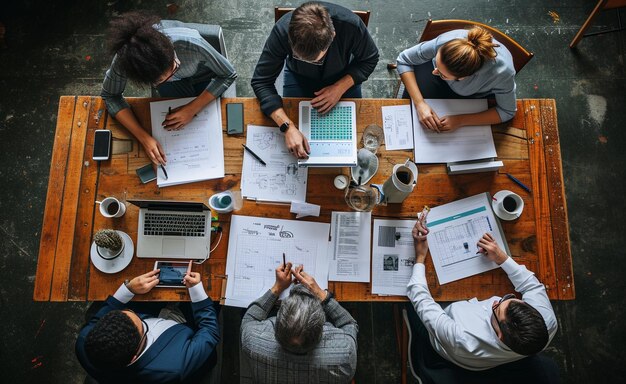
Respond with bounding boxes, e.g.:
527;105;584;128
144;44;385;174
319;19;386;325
227;103;244;135
154;261;189;288
93;130;112;161
136;163;157;184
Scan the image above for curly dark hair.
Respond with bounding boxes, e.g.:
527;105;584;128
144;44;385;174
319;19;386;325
84;310;141;369
106;10;174;84
500;301;549;355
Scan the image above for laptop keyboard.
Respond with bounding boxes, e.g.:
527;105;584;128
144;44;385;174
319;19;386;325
144;212;206;237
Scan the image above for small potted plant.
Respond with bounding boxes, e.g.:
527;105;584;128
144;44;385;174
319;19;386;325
93;229;125;260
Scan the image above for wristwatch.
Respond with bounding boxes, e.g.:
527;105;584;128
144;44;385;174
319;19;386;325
279;120;290;133
321;289;334;305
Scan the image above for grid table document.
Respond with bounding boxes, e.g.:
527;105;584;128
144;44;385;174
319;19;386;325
309;106;354;141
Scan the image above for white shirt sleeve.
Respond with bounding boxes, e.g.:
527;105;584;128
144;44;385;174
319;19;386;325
499;257;558;339
187;282;208;303
407;264;468;351
113;283;135;304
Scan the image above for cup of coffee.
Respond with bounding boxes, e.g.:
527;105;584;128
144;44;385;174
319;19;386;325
99;197;126;218
492;190;524;220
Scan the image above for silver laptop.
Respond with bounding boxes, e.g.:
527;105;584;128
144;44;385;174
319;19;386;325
298;101;357;167
128;199;211;260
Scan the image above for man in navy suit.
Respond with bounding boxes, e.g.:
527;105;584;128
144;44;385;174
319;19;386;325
75;268;219;383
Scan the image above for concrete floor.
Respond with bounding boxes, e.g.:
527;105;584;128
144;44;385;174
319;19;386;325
1;0;625;382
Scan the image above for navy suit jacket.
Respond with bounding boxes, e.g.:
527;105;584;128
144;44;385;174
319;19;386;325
75;295;219;383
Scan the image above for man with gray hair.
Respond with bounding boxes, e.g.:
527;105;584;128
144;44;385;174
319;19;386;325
241;262;358;383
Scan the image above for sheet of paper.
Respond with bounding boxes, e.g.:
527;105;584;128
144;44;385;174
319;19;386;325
371;219;417;295
382;104;414;150
328;212;371;282
290;201;320;218
150;98;224;187
412;99;496;163
241;125;308;203
427;193;505;284
224;215;330;308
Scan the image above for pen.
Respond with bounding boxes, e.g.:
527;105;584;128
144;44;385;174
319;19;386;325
242;144;267;166
282;252;286;267
160;164;169;180
506;173;532;193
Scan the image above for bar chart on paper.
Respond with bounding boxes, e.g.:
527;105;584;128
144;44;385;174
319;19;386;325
427;193;508;284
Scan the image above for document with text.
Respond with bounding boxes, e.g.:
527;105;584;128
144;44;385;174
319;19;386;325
412;99;496;163
382;104;414;150
224;215;330;308
150;97;224;187
372;218;417;296
328;211;371;282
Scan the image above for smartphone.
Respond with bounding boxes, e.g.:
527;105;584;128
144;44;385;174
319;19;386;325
136;163;157;184
93;130;112;161
154;261;189;288
226;103;244;135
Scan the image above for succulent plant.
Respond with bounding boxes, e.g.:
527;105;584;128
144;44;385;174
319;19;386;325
94;229;123;252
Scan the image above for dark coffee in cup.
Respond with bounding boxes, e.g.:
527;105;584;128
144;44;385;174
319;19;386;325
106;201;120;215
396;171;411;184
503;196;517;212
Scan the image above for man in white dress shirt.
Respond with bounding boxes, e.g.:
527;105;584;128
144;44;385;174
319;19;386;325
407;219;558;371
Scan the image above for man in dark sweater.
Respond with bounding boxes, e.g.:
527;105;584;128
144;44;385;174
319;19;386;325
251;1;379;159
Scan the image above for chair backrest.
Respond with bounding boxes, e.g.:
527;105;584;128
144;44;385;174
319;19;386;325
419;19;533;73
160;20;228;58
274;6;370;26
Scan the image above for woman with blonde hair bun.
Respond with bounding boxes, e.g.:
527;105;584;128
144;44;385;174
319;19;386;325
396;26;517;132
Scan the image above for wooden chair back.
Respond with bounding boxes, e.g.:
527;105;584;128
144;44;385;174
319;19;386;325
419;19;534;73
274;6;370;26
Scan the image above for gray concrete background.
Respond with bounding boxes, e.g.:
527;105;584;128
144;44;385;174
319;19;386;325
0;0;624;382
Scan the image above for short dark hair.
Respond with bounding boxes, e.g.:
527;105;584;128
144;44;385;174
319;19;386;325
84;310;141;369
106;11;174;84
500;301;549;355
288;2;335;61
275;284;325;353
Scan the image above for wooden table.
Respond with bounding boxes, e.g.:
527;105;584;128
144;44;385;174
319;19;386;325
34;97;574;302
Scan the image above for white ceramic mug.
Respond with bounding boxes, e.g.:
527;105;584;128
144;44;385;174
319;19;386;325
493;190;524;220
99;197;126;218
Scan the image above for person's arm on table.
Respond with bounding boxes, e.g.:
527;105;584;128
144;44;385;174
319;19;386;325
477;234;557;339
179;271;220;380
407;220;467;352
397;39;442;131
163;42;237;130
101;58;167;165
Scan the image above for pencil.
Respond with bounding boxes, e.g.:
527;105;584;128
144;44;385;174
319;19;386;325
160;164;169;180
242;144;267;166
282;252;286;267
506;173;532;193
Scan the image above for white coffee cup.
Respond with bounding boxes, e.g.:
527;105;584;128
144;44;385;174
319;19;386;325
99;197;126;218
492;190;524;220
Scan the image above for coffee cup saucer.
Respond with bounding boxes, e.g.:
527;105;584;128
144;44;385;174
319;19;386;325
492;190;521;221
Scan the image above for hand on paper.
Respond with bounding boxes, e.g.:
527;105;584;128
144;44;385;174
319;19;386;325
311;84;342;115
412;220;429;263
141;135;167;165
285;127;311;159
271;262;293;295
477;233;509;265
183;271;202;288
439;115;463;132
127;269;161;294
292;265;328;301
162;105;196;131
415;101;442;132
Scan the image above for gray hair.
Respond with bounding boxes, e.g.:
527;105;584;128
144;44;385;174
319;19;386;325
275;284;325;353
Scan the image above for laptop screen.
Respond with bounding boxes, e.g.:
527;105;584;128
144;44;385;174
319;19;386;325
128;199;209;212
